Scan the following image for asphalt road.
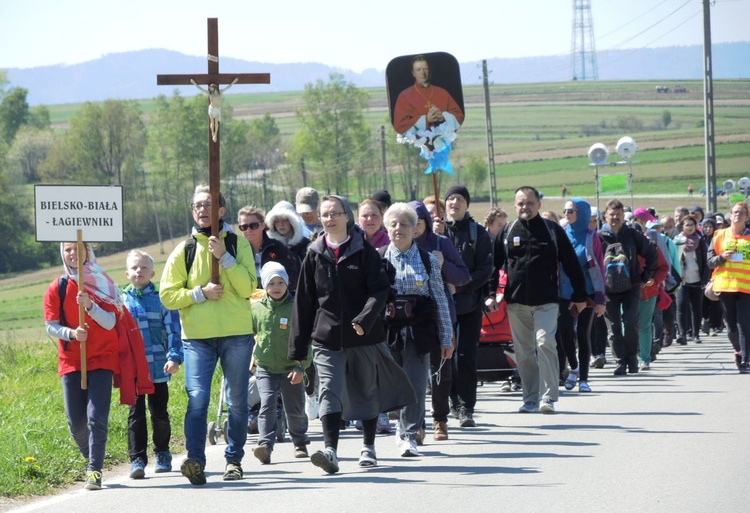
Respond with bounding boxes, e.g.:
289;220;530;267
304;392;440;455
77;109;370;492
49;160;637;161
5;335;748;513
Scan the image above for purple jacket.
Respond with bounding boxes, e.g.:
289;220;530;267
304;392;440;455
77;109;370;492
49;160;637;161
409;201;471;324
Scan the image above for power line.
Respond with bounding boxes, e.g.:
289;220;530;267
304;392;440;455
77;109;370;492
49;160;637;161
601;0;694;51
596;0;672;41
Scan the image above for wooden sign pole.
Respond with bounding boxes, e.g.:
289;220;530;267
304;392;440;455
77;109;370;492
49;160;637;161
77;229;87;390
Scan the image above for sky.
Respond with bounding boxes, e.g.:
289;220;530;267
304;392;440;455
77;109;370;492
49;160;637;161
1;0;748;72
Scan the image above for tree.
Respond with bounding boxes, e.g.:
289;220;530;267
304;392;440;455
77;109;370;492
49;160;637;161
0;87;30;144
8;125;54;183
462;155;488;197
662;110;672;129
293;74;370;195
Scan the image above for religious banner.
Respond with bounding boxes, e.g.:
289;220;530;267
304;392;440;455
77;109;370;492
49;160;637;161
386;52;464;175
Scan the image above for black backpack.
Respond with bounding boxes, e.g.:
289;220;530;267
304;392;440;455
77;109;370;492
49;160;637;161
184;232;238;275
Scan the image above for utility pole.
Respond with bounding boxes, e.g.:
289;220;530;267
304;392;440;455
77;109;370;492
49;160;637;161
703;0;718;213
380;125;388;190
300;158;307;187
482;60;498;206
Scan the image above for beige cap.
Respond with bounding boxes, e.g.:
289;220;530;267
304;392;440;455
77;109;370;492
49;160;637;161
295;187;319;214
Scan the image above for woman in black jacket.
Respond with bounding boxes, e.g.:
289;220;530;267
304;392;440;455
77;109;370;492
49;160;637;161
289;195;415;474
674;216;710;344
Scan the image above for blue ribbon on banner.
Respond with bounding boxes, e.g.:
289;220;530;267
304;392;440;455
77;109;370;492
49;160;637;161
423;142;454;175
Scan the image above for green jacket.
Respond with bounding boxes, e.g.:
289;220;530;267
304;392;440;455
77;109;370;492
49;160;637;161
159;228;257;340
251;293;311;374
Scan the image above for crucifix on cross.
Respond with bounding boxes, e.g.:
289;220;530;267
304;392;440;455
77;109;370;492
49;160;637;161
157;18;270;282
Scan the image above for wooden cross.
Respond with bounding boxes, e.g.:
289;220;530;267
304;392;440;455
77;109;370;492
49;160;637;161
157;18;270;282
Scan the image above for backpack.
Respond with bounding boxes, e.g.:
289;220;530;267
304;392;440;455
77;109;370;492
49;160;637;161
184;232;238;275
603;242;632;294
57;276;155;404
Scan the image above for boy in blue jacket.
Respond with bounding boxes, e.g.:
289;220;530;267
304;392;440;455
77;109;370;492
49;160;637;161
122;250;182;478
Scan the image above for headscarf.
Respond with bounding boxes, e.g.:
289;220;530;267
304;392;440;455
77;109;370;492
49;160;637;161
565;198;592;247
60;242;122;310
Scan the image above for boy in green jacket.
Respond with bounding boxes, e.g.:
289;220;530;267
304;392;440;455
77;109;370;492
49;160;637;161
250;262;311;464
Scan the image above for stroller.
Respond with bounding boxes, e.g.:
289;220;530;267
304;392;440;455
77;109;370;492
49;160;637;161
478;270;519;388
207;373;287;445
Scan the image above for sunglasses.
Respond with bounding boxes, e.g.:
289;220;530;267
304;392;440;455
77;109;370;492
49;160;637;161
238;222;261;231
562;208;576;214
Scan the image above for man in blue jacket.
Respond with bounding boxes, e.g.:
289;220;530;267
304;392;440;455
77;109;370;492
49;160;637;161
496;186;588;414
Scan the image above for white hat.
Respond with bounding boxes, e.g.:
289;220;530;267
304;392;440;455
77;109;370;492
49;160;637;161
260;262;289;289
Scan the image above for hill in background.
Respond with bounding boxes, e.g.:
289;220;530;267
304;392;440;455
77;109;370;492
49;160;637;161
6;42;750;106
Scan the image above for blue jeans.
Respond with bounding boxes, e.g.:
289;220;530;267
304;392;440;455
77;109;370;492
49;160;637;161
183;335;253;467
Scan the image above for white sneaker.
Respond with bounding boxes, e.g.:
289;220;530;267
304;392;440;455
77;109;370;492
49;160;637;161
305;392;319;420
540;400;556;414
399;438;419;457
311;448;339;474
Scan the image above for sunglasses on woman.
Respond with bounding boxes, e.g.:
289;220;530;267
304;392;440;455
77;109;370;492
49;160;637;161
239;222;261;231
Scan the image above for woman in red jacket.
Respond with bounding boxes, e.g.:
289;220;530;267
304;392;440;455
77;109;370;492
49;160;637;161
44;242;121;491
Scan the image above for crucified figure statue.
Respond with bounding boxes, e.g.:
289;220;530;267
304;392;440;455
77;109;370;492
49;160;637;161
190;77;239;142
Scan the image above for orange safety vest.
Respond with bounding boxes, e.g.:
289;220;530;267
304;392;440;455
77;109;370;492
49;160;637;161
711;227;750;293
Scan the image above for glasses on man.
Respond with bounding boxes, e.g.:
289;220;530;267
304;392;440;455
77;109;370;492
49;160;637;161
321;211;345;220
238;222;261;231
192;202;212;212
562;208;576;214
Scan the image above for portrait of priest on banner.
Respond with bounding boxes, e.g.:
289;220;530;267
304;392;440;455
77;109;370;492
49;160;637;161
388;53;465;143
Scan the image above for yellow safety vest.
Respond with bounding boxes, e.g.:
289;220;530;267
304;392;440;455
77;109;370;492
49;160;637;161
711;228;750;293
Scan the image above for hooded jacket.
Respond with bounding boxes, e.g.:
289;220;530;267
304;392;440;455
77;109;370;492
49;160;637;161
265;202;311;264
599;221;659;292
559;198;606;304
251;292;312;374
409;201;470;324
289;197;390;360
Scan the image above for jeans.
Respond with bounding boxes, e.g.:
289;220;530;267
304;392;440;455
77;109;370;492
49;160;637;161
450;308;483;413
255;370;308;449
128;382;171;462
605;286;641;364
638;297;657;364
508;302;560;404
183;335;253;467
61;369;113;472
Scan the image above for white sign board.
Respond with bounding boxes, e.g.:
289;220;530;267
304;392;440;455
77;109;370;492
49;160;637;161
35;185;124;242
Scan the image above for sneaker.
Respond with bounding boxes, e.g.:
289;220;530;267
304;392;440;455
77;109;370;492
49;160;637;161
154;451;172;473
354;420;363;430
433;420;448;441
129;457;146;479
540;399;555;414
376;412;392;434
677;337;687;345
694;337;702;344
458;408;476;427
415;425;426;446
564;371;578;391
511;381;523;392
294;445;309;459
449;405;460;419
738;362;750;374
500;380;512;392
311;448;339;474
639;362;651;371
613;363;627;376
518;401;539;413
223;461;243;481
253;445;272;465
399;437;420;457
592;355;606;369
358;446;377;468
180;458;206;486
305;392;319;420
578;381;591;393
84;470;102;490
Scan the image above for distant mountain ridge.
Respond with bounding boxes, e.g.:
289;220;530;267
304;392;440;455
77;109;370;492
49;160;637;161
6;42;750;106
